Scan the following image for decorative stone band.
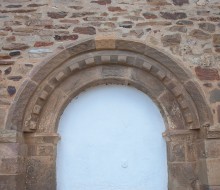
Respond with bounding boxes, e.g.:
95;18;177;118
206;125;220;139
6;37;212;133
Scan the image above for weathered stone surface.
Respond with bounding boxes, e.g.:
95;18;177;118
91;0;111;5
168;25;187;33
119;21;133;28
210;89;220;103
0;60;15;65
199;23;215;33
2;43;30;50
168;142;185;162
71;12;96;18
73;27;96;35
189;29;211;40
5;5;22;8
108;6;125;12
213;34;220;45
0;9;36;13
0;53;10;59
143;12;157;19
218;105;220;123
195;66;220;80
160;12;187;20
176;21;193;27
27;3;47;7
47;12;68;19
161;33;181;46
172;0;189;5
147;0;171;6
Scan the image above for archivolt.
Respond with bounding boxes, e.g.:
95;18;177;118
6;37;212;132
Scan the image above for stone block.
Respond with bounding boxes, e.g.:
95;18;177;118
167;141;185;162
206;158;220;185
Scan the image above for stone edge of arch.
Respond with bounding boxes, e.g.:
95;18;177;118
5;36;213;134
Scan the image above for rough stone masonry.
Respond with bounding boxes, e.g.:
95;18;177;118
0;0;220;189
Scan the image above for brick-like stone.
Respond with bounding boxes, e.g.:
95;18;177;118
210;89;220;103
168;25;187;33
160;12;187;20
143;12;158;19
54;34;78;41
73;27;96;35
172;0;189;5
34;41;54;47
161;33;181;46
71;12;96;18
47;12;68;19
91;0;111;5
199;23;215;33
189;29;211;40
2;43;30;50
108;6;125;12
195;66;220;80
176;20;193;25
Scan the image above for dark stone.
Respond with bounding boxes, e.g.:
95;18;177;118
54;34;78;41
143;12;157;19
208;17;220;22
189;29;211;40
119;21;133;28
71;12;96;18
147;0;171;6
195;66;220;80
91;0;111;5
176;20;193;25
0;9;36;13
108;6;125;12
160;12;187;20
3;43;30;50
6;5;22;8
73;27;96;35
172;0;189;6
199;23;215;33
203;83;212;88
7;76;22;81
47;12;68;19
9;51;21;57
136;21;172;26
161;33;181;46
4;67;12;75
210;89;220;103
27;4;47;7
68;6;83;10
7;86;16;96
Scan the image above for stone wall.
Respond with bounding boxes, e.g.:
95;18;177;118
0;0;220;189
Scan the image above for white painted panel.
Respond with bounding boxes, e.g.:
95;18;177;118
56;85;168;190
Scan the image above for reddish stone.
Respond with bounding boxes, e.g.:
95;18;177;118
6;36;16;42
208;17;220;22
160;12;187;20
0;53;11;59
54;34;78;41
91;0;111;5
47;12;68;19
34;41;54;47
136;21;172;26
195;66;220;80
143;12;158;19
108;6;125;12
213;34;220;45
73;27;96;35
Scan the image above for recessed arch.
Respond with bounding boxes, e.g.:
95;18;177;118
4;37;213;190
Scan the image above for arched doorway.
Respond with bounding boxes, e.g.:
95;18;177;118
56;85;168;190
